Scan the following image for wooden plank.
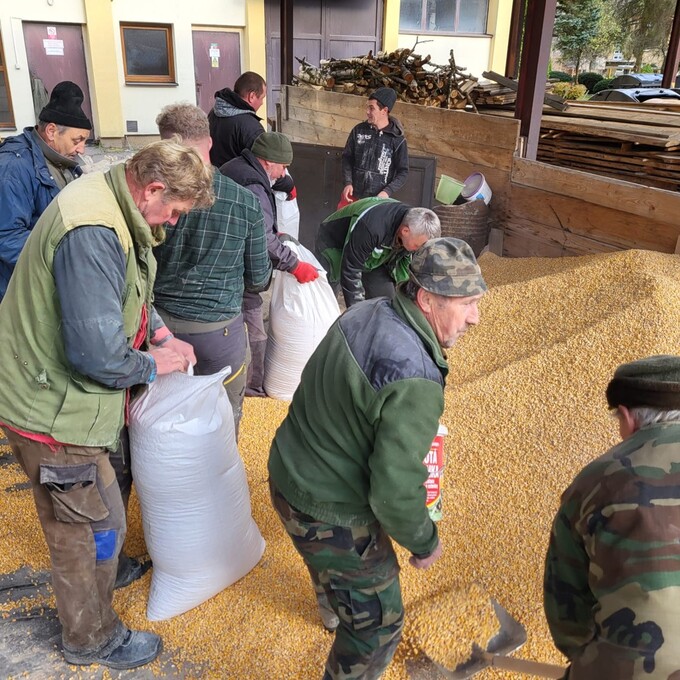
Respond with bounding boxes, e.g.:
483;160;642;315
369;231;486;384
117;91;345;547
284;86;521;151
540;116;680;147
405;129;515;172
284;103;515;172
487;227;504;256
280;118;347;147
506;182;680;252
511;157;680;226
560;102;680;128
503;218;624;256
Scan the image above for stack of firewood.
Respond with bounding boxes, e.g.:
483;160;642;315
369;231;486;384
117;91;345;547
294;47;479;111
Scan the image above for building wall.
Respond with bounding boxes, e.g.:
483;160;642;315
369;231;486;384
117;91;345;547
1;0;266;141
383;0;512;80
1;3;87;130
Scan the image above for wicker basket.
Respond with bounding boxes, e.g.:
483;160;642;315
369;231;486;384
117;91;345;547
432;200;490;256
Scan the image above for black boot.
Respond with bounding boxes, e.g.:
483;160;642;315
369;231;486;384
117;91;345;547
114;553;150;590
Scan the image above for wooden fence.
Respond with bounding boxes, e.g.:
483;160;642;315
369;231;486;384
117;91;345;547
279;86;680;256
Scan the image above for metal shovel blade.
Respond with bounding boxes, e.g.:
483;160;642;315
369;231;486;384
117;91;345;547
434;599;527;679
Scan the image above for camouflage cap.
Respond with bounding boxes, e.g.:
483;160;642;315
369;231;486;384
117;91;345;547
606;355;680;410
408;237;487;297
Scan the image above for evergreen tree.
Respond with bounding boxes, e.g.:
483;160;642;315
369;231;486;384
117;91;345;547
614;0;675;69
554;0;602;79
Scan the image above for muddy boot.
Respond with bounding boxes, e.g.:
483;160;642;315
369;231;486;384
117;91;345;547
114;553;150;590
245;339;267;397
63;628;162;670
317;592;339;632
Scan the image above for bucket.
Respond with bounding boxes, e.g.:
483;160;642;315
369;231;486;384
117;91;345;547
432;201;490;256
423;424;448;521
461;172;493;205
435;174;465;205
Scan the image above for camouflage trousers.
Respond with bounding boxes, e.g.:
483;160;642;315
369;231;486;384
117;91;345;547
270;480;404;679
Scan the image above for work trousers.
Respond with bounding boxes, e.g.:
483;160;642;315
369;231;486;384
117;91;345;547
7;430;126;655
160;313;248;438
243;293;267;397
270;481;404;679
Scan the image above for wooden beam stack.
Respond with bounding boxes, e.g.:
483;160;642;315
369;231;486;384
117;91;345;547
294;47;479;110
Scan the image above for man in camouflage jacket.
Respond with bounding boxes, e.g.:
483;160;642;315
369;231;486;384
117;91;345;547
544;355;680;679
269;238;487;679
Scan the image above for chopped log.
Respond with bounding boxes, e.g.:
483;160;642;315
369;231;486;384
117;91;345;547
292;47;480;111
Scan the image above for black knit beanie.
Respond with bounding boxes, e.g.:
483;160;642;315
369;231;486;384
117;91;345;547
369;87;397;111
606;355;680;410
39;81;92;130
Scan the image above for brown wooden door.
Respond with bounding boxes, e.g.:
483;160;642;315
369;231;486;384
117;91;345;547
22;22;94;136
192;30;241;115
265;0;383;121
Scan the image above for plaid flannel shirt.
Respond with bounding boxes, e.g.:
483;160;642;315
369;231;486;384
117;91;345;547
153;172;271;322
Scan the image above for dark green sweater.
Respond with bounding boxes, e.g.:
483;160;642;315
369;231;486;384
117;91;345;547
268;292;446;557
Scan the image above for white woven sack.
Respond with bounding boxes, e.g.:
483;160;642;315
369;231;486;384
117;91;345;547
264;242;340;400
129;368;265;620
274;191;300;240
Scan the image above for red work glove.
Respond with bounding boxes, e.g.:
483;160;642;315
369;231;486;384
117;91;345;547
287;185;297;201
291;261;319;284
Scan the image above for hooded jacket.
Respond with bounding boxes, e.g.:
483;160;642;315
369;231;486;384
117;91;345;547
208;88;264;167
0;128;83;298
341;117;409;199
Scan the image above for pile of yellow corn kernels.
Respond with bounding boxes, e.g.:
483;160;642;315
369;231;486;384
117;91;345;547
1;248;679;679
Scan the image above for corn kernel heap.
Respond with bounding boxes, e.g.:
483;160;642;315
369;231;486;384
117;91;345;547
1;249;679;679
410;582;498;670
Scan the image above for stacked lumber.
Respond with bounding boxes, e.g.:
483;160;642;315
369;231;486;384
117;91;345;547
294;47;479;110
472;80;517;106
537;102;680;192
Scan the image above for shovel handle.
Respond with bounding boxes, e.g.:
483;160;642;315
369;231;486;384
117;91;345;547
487;653;566;678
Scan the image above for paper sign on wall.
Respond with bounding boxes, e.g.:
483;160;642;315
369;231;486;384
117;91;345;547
210;43;220;68
46;26;57;38
43;39;64;56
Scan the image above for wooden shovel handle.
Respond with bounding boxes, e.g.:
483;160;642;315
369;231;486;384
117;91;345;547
487;653;566;678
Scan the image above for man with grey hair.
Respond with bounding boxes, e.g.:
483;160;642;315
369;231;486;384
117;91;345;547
0;140;213;671
0;81;92;299
154;102;271;431
545;355;680;679
315;197;440;307
269;237;486;678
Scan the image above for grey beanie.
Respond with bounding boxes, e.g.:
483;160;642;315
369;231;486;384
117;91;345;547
369;87;397;111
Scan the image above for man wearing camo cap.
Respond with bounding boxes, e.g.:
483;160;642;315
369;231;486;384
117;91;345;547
545;355;680;679
268;237;486;679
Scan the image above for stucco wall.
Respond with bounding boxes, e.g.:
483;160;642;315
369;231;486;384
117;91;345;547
396;34;493;78
110;0;245;135
0;0;258;137
1;2;87;130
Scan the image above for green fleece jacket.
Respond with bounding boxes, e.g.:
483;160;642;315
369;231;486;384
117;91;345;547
268;291;446;557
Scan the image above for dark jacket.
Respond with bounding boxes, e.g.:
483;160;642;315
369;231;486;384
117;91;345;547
316;197;410;307
208;88;264;167
0;128;82;298
269;291;445;557
220;150;298;273
341;117;409;199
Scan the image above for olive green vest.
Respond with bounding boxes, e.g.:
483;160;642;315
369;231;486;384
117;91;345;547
0;164;157;448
